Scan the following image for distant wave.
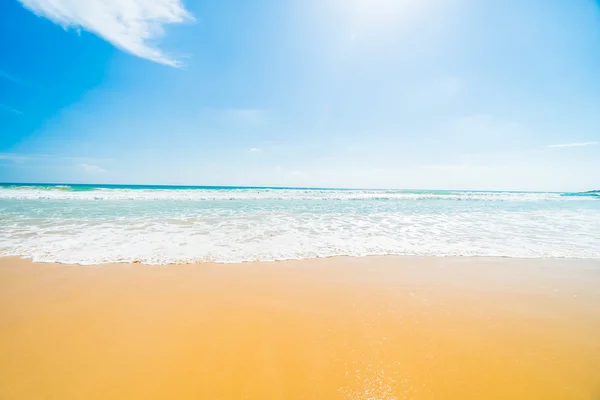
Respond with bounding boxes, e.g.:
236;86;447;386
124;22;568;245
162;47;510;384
0;184;97;192
561;192;600;198
1;184;75;191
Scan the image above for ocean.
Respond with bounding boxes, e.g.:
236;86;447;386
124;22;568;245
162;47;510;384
1;183;599;264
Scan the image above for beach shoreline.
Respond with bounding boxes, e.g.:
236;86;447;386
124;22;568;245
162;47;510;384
3;253;600;267
1;255;600;399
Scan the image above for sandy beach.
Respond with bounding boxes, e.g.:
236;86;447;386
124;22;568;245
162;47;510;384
4;0;600;398
0;256;599;399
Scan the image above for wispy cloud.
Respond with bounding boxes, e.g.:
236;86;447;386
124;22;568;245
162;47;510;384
417;76;463;102
0;69;28;86
0;105;24;115
290;170;308;178
546;142;599;148
249;147;261;153
79;163;108;174
228;109;267;122
0;153;32;163
18;0;194;67
0;152;111;165
445;114;528;155
201;108;268;123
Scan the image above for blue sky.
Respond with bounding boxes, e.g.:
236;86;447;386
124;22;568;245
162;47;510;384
1;0;599;191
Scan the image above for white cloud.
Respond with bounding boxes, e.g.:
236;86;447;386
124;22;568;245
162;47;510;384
546;142;599;148
249;147;261;153
18;0;193;67
80;163;108;174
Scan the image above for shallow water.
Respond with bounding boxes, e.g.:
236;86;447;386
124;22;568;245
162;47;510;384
1;184;599;264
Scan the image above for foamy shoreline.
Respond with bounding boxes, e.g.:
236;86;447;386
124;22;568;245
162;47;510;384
3;186;599;263
3;253;600;267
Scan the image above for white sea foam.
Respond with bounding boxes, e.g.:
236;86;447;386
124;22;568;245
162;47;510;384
1;187;599;264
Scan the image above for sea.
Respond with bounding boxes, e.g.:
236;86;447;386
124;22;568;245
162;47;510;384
1;183;599;264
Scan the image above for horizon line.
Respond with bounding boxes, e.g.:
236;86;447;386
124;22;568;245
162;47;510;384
0;181;587;194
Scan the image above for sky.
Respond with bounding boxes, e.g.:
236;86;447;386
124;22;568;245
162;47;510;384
1;0;599;191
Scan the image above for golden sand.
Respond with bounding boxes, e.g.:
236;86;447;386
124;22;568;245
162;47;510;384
0;256;599;399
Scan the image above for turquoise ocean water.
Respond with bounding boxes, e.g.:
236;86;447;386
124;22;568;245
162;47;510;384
1;183;599;264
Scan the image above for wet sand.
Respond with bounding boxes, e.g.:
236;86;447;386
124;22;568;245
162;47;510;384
0;256;599;399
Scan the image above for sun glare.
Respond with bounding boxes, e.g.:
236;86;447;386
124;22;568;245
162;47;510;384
338;0;424;31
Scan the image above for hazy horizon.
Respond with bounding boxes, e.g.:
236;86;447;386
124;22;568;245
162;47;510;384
1;181;599;193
